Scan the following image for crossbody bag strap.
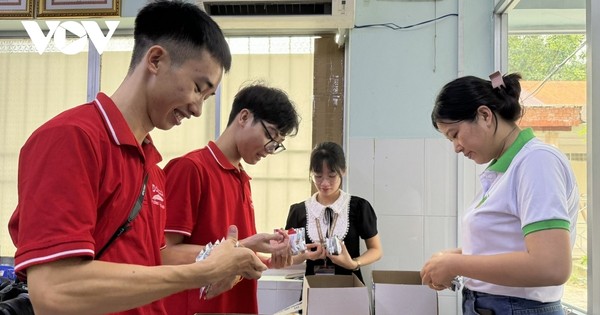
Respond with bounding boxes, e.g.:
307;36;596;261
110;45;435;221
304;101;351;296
95;173;149;260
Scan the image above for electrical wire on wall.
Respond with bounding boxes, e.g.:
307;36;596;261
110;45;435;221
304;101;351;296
354;13;458;30
354;11;458;72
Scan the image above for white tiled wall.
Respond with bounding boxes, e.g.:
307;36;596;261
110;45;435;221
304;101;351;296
347;137;460;315
258;137;461;314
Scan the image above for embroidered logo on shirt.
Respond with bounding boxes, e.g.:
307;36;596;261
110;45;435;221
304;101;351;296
151;184;165;209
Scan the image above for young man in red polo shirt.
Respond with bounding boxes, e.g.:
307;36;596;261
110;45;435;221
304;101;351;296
8;1;266;315
162;83;301;314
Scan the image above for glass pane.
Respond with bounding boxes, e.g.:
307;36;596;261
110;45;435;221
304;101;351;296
0;38;88;258
99;36;315;234
224;36;315;234
0;36;315;258
508;33;587;311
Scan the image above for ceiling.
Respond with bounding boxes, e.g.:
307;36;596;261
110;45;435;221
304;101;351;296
0;0;588;35
503;0;586;34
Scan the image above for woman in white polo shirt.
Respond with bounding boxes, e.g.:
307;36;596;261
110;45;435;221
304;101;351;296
420;72;579;315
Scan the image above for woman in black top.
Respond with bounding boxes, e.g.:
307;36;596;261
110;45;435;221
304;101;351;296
285;142;382;283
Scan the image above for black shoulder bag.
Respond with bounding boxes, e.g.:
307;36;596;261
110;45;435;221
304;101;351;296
0;174;149;315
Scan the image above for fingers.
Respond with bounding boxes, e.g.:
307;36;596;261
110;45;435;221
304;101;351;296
227;225;239;242
241;268;264;280
304;242;323;259
242;249;267;278
421;266;448;291
306;248;326;261
204;275;238;299
269;250;293;269
233;257;265;280
269;254;281;269
272;228;288;241
275;228;290;242
428;282;447;291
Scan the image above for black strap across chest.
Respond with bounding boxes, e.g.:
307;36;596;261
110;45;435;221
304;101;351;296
95;174;149;259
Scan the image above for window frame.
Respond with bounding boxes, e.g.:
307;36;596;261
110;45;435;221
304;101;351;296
490;2;596;314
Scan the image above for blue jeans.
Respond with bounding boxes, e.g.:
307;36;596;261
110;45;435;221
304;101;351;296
462;287;564;315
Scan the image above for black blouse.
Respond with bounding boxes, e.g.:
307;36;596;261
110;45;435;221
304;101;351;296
285;195;378;283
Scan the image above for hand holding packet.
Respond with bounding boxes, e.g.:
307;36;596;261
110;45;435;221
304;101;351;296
313;214;342;256
450;276;463;291
195;238;226;299
325;235;342;255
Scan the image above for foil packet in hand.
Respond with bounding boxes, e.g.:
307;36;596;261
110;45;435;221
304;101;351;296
450;276;463;292
288;227;307;255
325;235;342;255
196;238;225;299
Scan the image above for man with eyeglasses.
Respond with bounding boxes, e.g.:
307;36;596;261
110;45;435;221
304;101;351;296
161;83;301;314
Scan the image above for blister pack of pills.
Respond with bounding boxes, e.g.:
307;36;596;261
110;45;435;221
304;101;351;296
195;238;226;299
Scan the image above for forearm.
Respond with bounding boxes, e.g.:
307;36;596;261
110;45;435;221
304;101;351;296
353;247;382;267
453;230;571;287
28;258;222;315
292;252;308;265
350;235;383;269
161;243;204;265
452;251;571;287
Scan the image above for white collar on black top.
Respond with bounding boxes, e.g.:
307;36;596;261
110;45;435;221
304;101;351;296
305;190;351;244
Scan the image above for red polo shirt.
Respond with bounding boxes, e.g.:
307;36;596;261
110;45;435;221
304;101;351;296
163;141;258;314
8;93;167;315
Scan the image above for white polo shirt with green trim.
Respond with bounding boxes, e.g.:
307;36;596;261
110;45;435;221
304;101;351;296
463;128;579;302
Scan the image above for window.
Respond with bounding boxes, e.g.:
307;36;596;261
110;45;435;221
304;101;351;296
508;33;587;311
0;36;316;260
0;38;88;258
504;1;588;312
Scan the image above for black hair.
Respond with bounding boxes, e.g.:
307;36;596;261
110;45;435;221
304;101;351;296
129;0;231;73
431;73;523;133
227;83;300;137
309;142;346;178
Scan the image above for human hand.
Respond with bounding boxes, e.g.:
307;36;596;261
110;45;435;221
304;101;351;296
303;243;326;261
204;275;243;300
241;229;289;254
271;228;291;255
208;225;267;280
269;248;293;269
420;251;459;291
326;242;354;270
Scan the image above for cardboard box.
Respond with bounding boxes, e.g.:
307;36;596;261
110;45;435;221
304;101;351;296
301;274;370;315
372;270;438;315
273;301;302;315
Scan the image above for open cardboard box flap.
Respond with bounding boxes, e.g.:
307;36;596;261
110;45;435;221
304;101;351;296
372;270;438;315
302;274;370;315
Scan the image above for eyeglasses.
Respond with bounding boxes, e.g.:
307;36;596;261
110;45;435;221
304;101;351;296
260;120;286;154
311;173;340;184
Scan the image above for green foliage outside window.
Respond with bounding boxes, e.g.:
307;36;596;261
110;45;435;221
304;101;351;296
508;34;586;81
